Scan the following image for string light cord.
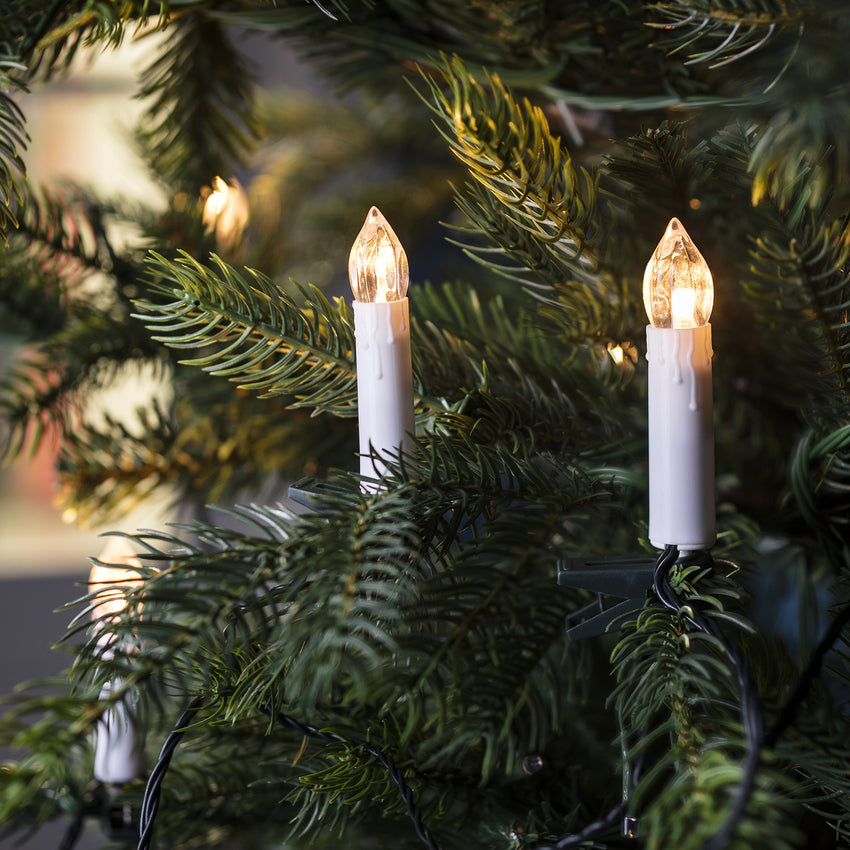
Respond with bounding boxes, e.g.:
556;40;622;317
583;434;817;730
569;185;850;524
54;779;105;850
135;697;439;850
653;545;763;850
534;802;628;850
531;724;648;849
57;803;85;850
764;598;850;749
260;706;441;850
544;547;850;850
137;695;203;850
130;549;850;850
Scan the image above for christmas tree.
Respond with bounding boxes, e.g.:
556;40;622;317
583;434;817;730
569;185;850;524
2;2;850;849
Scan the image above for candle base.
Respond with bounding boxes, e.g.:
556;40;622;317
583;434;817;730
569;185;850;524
93;680;140;785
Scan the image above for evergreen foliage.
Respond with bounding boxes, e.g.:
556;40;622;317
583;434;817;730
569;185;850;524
1;2;850;850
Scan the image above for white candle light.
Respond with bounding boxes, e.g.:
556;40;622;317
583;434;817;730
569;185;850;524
349;207;416;485
202;175;249;253
644;217;715;551
89;537;143;785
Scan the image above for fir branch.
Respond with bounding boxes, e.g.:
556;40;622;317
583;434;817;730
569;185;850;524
746;184;850;426
33;2;171;58
419;56;623;339
55;402;177;527
647;0;807;68
0;250;67;337
769;682;850;840
0;313;162;461
0;0;167;238
749;95;850;212
0;80;26;235
6;180;128;288
136;11;259;193
136;251;359;416
54;386;354;526
4;1;171;84
787;425;850;571
411;284;633;448
60;450;615;839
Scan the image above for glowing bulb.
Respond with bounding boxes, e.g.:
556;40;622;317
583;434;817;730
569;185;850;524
89;537;142;624
206;176;230;216
202;176;248;252
348;207;409;303
643;218;713;329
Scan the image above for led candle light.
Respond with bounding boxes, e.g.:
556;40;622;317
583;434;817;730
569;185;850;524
644;217;715;551
202;175;249;253
89;537;143;785
349;206;415;484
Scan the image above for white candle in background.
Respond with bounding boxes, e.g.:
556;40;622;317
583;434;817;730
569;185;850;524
644;217;716;551
89;536;143;785
348;207;415;485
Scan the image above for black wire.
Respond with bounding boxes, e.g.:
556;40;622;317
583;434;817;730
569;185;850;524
653;545;763;850
133;551;850;850
135;697;439;850
531;721;649;848
764;599;850;748
136;695;203;850
542;803;628;850
58;803;86;850
535;548;850;850
261;706;441;850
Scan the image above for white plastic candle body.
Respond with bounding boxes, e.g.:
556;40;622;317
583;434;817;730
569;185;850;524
646;324;715;551
353;298;415;482
89;539;142;785
93;643;140;785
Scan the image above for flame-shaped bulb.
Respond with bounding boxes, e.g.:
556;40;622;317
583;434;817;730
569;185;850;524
89;537;142;624
348;206;409;303
643;218;713;329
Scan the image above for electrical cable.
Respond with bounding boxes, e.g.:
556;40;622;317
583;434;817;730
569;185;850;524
764;599;850;749
261;706;441;850
532;724;648;848
128;549;850;850
538;547;850;850
57;803;85;850
653;545;763;850
135;696;439;850
542;803;628;849
136;695;203;850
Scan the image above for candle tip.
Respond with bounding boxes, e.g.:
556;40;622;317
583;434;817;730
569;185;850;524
349;207;409;303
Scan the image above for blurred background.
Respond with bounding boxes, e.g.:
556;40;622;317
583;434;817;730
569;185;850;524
0;32;317;847
0;37;173;850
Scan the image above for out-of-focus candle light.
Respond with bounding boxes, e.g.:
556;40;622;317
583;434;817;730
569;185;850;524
607;343;625;365
89;537;142;624
89;536;143;785
202;176;248;253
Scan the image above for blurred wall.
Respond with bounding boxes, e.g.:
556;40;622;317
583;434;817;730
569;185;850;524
1;37;165;577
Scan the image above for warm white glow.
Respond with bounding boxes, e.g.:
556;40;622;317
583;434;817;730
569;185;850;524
671;287;697;327
202;176;248;252
643;217;713;329
348;206;409;303
206;176;229;215
89;537;142;623
607;343;625;365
